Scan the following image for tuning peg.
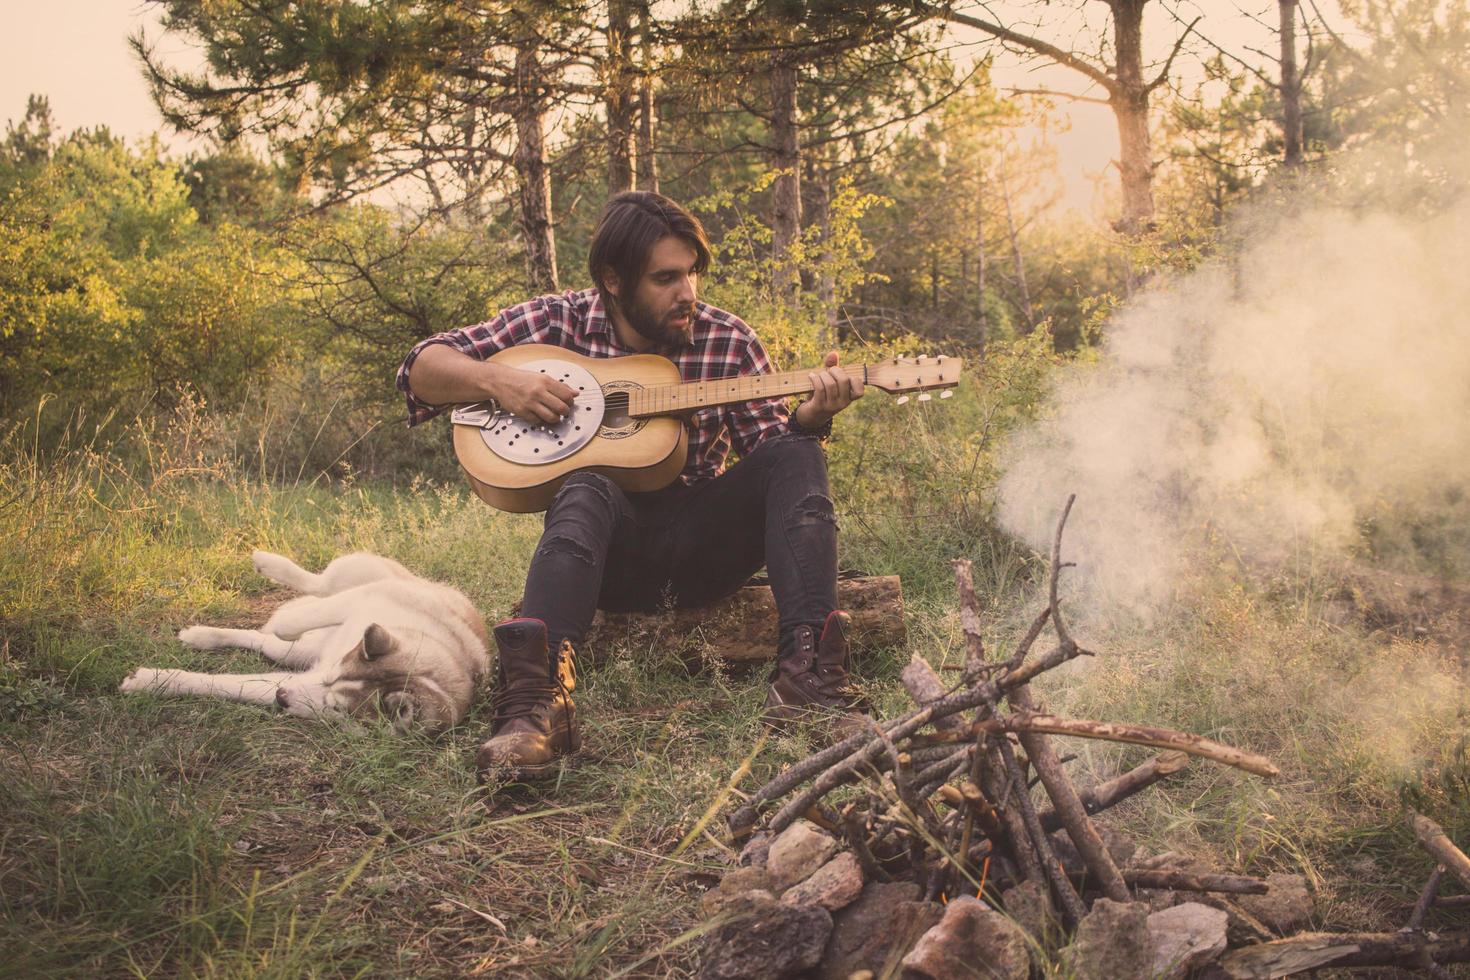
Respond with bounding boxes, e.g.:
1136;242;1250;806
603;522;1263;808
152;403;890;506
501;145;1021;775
896;395;910;405
937;355;946;363
916;354;927;363
918;392;933;402
940;390;953;399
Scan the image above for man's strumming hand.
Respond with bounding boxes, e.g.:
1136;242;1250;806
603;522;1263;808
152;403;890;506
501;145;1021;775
493;363;578;425
796;350;864;430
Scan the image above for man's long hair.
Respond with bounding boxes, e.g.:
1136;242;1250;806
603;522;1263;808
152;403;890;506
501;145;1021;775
587;192;712;313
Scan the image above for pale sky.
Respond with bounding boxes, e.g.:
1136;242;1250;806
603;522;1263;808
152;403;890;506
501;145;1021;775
1;2;1338;215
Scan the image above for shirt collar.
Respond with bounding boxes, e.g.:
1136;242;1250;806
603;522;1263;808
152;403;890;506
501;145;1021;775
583;288;613;339
582;288;697;353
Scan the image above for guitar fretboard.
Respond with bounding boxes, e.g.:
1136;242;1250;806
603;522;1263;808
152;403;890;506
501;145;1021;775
627;366;869;418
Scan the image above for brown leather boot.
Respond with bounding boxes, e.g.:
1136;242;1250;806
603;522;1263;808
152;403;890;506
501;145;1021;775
476;619;580;782
762;611;871;741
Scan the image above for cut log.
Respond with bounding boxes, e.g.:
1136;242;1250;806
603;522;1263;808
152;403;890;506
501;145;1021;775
1219;930;1470;977
585;575;905;667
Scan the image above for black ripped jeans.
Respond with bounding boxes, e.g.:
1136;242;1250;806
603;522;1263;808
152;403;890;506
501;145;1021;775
520;433;838;658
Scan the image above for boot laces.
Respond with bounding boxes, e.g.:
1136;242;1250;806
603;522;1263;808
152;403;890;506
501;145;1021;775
491;679;557;724
814;663;865;708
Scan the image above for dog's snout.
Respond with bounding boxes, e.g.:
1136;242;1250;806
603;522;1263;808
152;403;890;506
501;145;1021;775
275;688;290;708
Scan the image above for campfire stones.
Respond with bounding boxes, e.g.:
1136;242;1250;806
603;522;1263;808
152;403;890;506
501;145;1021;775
737;830;770;868
1051;823;1137;879
780;850;864;911
1001;879;1059;944
818;881;941;980
696;891;832;980
1068;897;1152;980
1148;902;1229;979
1235;873;1313;935
699;865;775;917
766;818;839;890
899;896;1030;980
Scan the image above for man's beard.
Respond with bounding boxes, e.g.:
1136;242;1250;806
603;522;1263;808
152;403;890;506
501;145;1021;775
621;294;693;349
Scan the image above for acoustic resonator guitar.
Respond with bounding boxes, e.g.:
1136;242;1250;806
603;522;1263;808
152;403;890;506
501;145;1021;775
449;343;963;513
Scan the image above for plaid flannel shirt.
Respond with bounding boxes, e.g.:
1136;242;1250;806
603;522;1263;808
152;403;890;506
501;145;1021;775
396;288;792;485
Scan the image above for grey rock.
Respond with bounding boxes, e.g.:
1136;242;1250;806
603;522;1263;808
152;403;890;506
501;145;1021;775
1148;902;1228;979
1049;823;1138;880
818;882;938;980
1236;873;1313;935
701;866;775;917
699;896;833;980
1001;878;1058;942
900;896;1029;980
781;851;864;911
739;831;771;868
766;819;839;890
1071;898;1151;980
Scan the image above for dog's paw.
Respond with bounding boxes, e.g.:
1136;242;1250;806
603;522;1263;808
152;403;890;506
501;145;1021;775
119;668;160;693
252;550;291;581
178;625;218;649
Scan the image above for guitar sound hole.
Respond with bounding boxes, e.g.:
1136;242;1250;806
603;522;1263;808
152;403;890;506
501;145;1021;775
602;390;632;428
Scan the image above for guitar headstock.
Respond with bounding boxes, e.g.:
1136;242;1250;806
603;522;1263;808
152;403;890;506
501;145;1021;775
866;354;964;403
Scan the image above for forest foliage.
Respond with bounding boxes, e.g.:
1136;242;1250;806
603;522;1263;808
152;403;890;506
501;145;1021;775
2;0;1466;464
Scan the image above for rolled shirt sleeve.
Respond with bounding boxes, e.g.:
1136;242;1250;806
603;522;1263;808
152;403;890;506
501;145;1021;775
394;296;567;426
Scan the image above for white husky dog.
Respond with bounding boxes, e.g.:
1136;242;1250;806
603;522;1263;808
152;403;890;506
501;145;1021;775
120;551;489;733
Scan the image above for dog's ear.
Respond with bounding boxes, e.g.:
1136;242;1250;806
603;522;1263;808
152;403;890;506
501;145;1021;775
362;623;397;661
383;690;416;732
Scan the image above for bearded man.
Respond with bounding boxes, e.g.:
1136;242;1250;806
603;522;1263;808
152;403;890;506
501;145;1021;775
397;191;867;781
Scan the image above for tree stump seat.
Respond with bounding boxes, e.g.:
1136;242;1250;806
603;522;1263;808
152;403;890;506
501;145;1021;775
582;574;907;670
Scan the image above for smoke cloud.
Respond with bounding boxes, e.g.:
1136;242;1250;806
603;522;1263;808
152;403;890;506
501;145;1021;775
996;173;1470;616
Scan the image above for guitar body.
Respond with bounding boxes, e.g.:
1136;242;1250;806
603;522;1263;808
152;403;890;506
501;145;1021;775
452;345;689;513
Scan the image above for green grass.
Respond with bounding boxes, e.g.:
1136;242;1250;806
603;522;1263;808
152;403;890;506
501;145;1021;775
2;393;1467;977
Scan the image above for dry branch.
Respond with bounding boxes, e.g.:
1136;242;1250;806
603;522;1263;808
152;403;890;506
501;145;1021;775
1122;869;1268;895
1410;866;1444;930
969;714;1280;778
1074;750;1190;815
900;654;966;733
1220;931;1470;977
1407;809;1470;893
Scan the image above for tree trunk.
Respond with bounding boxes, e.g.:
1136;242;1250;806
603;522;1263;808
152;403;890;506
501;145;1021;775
975;178;988;350
999;162;1033;332
1279;0;1304;167
605;0;636;194
634;0;658;192
1106;0;1155;233
513;40;559;293
769;51;802;308
813;167;839;346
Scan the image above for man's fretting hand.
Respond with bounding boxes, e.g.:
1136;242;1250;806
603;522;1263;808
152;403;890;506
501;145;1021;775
496;365;577;425
796;350;864;430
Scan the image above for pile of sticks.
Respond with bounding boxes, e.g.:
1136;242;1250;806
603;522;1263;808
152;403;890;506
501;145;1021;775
728;496;1280;922
726;496;1470;975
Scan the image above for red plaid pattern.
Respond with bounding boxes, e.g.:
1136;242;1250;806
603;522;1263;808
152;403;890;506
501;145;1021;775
396;288;792;484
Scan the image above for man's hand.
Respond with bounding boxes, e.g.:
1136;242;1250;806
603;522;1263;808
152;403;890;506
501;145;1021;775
796;350;864;430
494;365;577;425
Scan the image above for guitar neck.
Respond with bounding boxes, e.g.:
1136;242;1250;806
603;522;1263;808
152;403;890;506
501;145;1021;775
627;366;868;418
